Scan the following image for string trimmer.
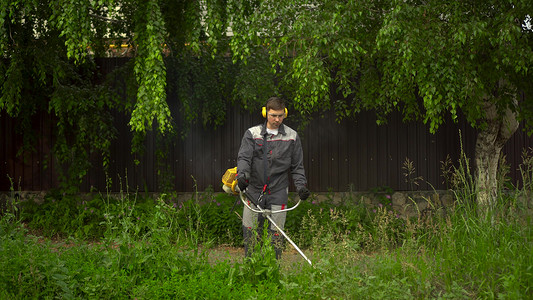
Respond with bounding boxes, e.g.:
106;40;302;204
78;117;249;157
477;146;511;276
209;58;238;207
222;167;313;266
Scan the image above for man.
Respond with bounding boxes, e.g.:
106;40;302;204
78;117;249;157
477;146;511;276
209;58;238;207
236;96;310;259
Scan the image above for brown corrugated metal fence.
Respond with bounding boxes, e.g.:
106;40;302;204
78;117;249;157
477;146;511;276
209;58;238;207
1;58;532;193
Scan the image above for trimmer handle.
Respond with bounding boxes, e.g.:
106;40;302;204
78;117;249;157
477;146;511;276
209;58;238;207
239;191;301;214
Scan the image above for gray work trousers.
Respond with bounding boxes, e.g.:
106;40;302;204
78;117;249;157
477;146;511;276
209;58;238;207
242;201;287;259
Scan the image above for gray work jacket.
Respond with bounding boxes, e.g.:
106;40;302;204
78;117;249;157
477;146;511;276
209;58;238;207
237;122;307;205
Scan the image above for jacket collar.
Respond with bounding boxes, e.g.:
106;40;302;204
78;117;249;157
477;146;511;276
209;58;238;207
261;121;286;136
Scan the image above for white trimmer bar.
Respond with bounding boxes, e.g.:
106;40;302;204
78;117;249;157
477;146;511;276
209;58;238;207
222;167;312;266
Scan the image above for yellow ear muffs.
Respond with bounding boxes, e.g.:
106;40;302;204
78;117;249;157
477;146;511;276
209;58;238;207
262;107;288;118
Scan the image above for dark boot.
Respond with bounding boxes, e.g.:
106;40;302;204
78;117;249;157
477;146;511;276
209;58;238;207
243;225;255;258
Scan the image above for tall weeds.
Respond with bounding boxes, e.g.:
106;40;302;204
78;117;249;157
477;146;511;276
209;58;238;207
450;131;478;212
518;147;533;209
2;147;532;298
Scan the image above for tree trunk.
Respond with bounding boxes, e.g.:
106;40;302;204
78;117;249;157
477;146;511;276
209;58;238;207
475;100;518;208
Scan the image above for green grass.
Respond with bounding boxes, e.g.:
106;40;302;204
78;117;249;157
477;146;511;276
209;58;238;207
4;142;532;298
1;184;532;299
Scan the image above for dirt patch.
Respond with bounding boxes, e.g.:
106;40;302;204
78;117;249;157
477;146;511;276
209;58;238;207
25;226;315;270
26;229;314;268
206;245;315;270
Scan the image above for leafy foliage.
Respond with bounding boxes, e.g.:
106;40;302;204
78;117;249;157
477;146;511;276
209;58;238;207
226;0;533;206
130;0;170;134
228;0;533;129
0;0;238;192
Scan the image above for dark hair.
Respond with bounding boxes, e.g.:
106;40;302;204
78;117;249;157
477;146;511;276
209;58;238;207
265;97;285;111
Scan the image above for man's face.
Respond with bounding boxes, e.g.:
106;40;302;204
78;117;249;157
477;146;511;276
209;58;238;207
266;108;285;129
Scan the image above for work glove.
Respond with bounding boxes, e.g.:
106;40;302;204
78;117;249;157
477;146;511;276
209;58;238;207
298;187;310;201
237;178;249;192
